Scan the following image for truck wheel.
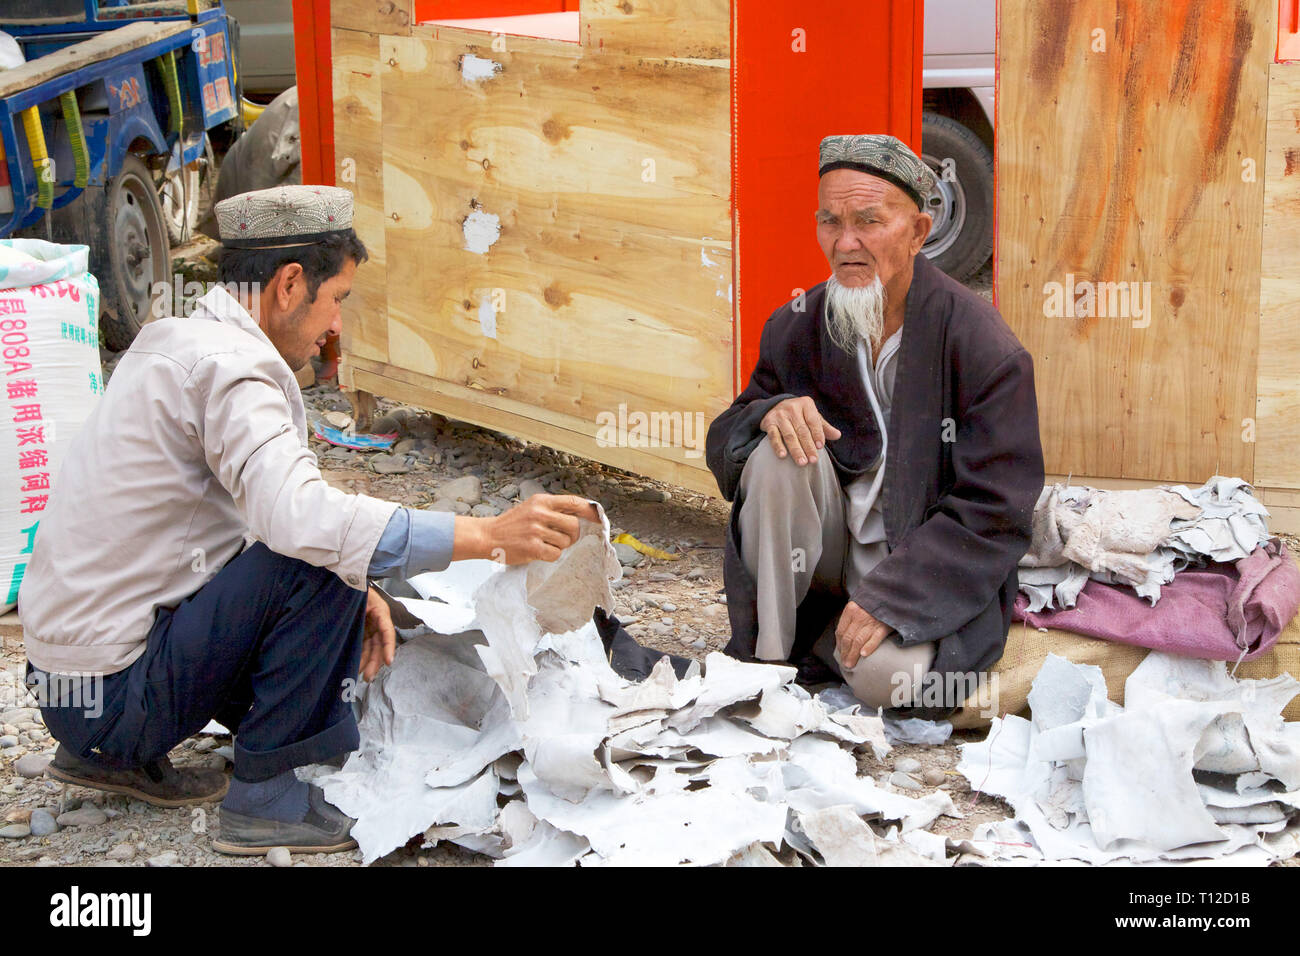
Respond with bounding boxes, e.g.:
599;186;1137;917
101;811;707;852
95;154;172;352
920;111;993;282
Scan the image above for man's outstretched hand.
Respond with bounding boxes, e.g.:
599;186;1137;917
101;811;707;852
360;586;396;681
836;600;890;669
759;396;842;466
454;494;601;565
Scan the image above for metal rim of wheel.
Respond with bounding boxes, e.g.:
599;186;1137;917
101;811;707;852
158;136;214;244
111;164;168;326
159;164;200;242
921;150;968;260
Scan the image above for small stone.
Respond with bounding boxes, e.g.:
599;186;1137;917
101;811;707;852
703;603;728;619
0;823;31;839
660;602;677;613
29;808;57;837
648;571;676;582
889;771;924;791
106;843;135;861
392;438;418;455
660;617;675;626
192;737;217;753
634;488;672;502
518;479;547;499
689;639;707;650
425;499;460;513
14;753;51;778
613;543;643;567
371;414;403;434
57;806;108;828
266;846;292;868
322;411;354;430
497;482;520;500
923;768;947;787
469;503;500;518
146;850;179;867
369;453;411;475
0;735;17;748
438;475;482;505
685;568;707;580
650;623;673;637
893;757;923;774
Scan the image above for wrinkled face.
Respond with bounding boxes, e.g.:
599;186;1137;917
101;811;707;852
815;168;931;291
262;258;356;372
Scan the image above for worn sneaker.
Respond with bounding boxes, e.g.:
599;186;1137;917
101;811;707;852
47;745;229;807
212;785;357;856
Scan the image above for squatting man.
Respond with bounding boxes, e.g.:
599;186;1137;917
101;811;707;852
18;185;599;855
706;134;1044;717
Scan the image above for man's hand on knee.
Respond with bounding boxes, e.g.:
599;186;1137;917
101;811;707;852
360;586;397;681
836;601;890;669
759;396;842;467
453;494;600;564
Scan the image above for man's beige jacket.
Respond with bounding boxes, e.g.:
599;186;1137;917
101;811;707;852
19;285;398;675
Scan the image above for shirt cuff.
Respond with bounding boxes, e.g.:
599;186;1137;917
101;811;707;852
405;507;456;575
366;507;457;579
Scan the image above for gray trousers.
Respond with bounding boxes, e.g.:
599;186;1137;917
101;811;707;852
737;441;934;709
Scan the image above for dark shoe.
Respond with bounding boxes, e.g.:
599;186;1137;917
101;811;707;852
47;745;229;807
212;785;357;856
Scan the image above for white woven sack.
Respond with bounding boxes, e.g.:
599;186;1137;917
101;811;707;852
0;239;101;612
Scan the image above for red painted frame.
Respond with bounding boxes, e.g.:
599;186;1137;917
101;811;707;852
293;0;924;394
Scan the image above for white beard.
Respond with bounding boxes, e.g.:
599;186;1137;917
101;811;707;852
825;274;886;355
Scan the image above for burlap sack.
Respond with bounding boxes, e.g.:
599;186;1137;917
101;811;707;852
951;558;1300;728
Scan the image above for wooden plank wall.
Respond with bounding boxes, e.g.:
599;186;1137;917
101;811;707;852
331;0;731;493
1256;63;1300;490
997;0;1274;485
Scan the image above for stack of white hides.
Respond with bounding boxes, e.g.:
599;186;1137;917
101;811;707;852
316;508;967;866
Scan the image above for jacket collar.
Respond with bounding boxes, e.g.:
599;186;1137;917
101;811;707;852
191;283;280;355
189;283;309;444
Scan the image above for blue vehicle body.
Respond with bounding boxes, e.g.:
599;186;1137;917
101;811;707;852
0;0;239;235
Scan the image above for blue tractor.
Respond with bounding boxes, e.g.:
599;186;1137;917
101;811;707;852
0;0;241;349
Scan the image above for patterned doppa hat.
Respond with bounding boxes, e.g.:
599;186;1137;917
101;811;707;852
216;184;355;249
818;134;937;211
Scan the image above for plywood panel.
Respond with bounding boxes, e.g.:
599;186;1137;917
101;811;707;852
349;358;720;494
579;0;728;59
1256;63;1300;488
997;0;1273;483
332;28;389;363
331;0;414;34
373;26;731;484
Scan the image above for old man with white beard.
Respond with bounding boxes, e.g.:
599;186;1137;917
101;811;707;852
705;134;1045;716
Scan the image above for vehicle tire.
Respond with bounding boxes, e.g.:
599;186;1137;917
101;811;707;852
920;111;993;282
94;154;172;351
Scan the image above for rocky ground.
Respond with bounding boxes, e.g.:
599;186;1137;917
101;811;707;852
0;249;1009;865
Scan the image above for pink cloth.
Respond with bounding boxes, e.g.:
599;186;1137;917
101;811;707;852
1013;541;1300;662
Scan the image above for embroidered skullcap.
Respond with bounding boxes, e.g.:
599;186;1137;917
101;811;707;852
216;185;355;249
818;134;936;211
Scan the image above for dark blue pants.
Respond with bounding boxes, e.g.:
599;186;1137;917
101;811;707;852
30;542;368;782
